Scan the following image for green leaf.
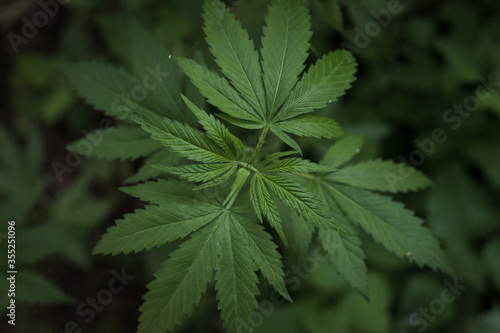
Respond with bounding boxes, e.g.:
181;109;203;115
262;174;340;230
182;95;243;159
277;50;357;121
273;114;344;139
215;212;260;333
282;214;314;255
175;56;263;124
259;151;299;168
138;218;221;333
128;25;186;121
270;126;303;155
216;114;265;129
232;211;291;302
250;175;287;245
121;178;207;205
261;157;335;174
310;178;368;297
203;0;265;118
152;163;236;186
320;135;364;168
93;202;224;255
318;226;368;298
63;62;158;122
319;181;451;273
224;167;251;205
261;0;311;116
193;164;238;190
67;126;161;161
327;159;433;193
124;149;180;184
132;112;233;163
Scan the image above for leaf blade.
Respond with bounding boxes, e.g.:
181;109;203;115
175;56;262;123
203;0;266;118
262;174;340;230
273;114;344;139
328;159;433;193
261;0;312;115
250;175;288;245
320;181;451;273
67;126;161;161
318;226;368;298
233;211;291;301
138;219;221;333
277;50;357;121
215;212;260;333
132;112;233;163
182;94;243;159
320;135;364;168
93;203;223;255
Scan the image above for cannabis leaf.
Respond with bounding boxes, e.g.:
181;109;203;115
138;213;221;333
67;126;162;161
128;25;186;121
63;0;451;332
132;112;234;163
272;114;344;139
177;0;356;151
328;158;433;193
63;62;159;122
306;136;451;274
182;95;244;160
261;0;312;116
203;0;266;118
96;178;288;333
318;226;368;298
175;56;263;125
275;50;357;121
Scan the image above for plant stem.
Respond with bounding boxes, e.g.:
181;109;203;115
248;126;269;164
225;185;242;209
297;172;316;180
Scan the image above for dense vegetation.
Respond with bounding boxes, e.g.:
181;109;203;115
1;0;499;332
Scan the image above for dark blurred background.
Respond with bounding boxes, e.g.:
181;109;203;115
0;0;499;332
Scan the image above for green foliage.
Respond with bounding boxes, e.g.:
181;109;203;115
261;0;312;115
68;126;162;161
0;128;112;311
64;0;450;332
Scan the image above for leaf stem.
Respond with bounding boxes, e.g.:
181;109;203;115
296;172;317;180
248;126;269;164
225;181;244;209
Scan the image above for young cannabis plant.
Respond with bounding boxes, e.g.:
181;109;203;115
64;0;450;332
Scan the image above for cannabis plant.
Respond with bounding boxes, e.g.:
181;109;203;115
64;0;449;332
